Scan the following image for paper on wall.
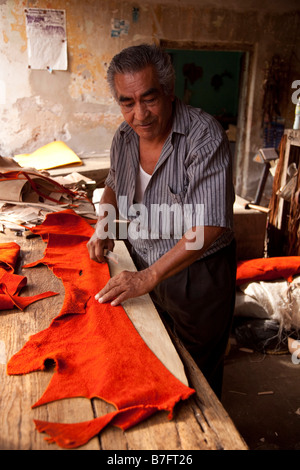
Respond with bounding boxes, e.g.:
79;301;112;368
25;8;68;71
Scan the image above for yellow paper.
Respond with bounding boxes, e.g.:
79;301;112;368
14;141;82;170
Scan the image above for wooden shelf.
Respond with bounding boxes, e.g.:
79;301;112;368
268;130;300;256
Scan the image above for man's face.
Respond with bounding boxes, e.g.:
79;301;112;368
114;65;174;142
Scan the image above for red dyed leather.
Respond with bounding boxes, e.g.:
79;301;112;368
236;256;300;286
0;241;58;311
7;210;194;449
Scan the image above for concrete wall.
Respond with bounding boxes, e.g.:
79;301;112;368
1;0;299;201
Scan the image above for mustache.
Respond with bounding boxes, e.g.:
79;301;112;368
134;120;155;126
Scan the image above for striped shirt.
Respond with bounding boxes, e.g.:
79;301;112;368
105;98;235;267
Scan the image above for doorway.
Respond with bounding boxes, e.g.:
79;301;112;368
166;48;244;161
167;49;243;129
161;41;253;191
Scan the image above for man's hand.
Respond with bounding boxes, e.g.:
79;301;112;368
95;268;157;306
87;231;115;264
92;225;225;306
87;185;118;263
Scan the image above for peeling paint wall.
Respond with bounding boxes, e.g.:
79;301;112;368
0;0;299;200
0;0;125;159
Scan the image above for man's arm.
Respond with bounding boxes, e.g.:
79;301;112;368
95;225;225;306
87;186;117;263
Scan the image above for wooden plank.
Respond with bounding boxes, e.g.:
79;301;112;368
168;330;248;450
91;240;248;450
108;241;188;386
96;396;218;451
95;390;247;450
48;157;110;187
0;232;247;450
0;233;99;450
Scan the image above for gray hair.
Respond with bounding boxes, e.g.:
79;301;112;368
107;44;175;101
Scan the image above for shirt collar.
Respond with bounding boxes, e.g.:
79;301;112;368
170;98;190;136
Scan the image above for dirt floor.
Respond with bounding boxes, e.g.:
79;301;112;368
222;338;300;450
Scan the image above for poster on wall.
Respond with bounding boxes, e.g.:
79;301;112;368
25;8;68;71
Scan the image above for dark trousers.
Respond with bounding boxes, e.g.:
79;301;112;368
132;240;237;399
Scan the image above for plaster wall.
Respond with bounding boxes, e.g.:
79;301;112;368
0;0;299;200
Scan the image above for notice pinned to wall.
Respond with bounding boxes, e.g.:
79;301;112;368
25;8;68;71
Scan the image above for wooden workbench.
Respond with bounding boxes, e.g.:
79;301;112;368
0;228;247;451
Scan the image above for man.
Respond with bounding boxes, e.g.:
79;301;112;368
87;44;236;398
